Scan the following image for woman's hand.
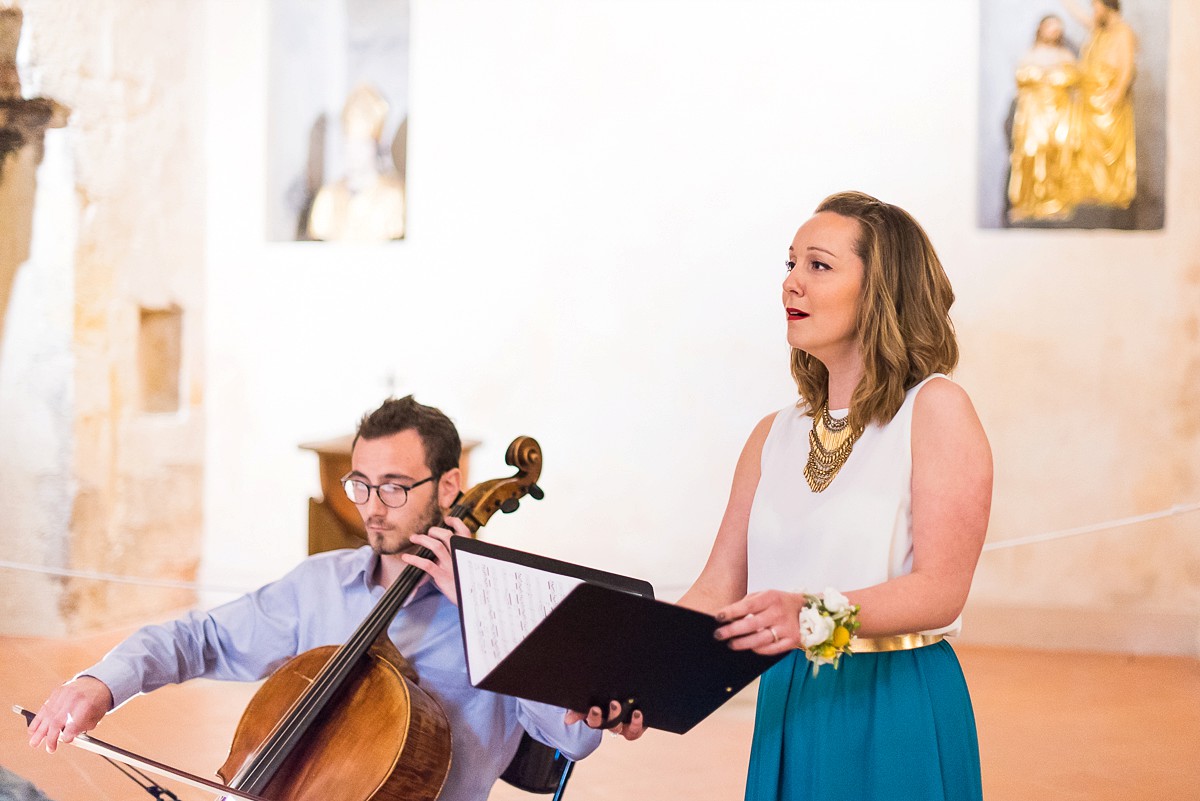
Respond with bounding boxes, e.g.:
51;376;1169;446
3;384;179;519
713;589;804;654
404;516;470;605
564;701;646;741
27;676;114;753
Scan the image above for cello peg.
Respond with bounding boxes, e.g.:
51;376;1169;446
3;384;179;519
528;484;545;501
500;498;520;514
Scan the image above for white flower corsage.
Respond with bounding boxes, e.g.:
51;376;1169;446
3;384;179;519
798;588;860;675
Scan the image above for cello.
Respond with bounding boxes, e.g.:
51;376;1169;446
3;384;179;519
215;435;548;801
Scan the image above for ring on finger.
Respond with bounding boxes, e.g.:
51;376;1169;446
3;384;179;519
769;626;779;643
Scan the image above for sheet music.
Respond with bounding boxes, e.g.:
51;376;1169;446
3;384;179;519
456;549;585;685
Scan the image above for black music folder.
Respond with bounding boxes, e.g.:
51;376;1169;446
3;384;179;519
450;538;784;734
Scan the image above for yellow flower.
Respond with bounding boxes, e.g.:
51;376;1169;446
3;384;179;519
832;626;850;648
819;644;837;659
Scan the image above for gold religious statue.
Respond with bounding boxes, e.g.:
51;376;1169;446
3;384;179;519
1007;15;1079;221
306;83;406;242
1064;0;1137;209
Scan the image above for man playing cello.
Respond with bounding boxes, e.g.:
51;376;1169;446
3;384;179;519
26;396;600;801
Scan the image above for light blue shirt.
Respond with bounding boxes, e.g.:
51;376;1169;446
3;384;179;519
83;546;601;801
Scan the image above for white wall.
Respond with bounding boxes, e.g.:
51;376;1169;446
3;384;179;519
203;0;1200;653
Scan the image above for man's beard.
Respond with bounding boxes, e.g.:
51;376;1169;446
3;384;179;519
367;496;441;556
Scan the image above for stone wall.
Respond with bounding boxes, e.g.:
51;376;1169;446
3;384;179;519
0;0;206;635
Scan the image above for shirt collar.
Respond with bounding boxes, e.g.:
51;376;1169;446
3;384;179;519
342;546;376;590
346;546;438;604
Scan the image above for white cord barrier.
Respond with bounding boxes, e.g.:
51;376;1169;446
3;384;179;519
980;501;1200;552
1;501;1198;592
0;559;252;595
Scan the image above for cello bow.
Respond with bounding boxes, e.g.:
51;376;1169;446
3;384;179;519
12;705;269;801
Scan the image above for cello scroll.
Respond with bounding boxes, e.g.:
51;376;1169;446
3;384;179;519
451;436;544;533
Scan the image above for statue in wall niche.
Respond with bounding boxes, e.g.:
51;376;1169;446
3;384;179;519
0;3;69;354
1064;0;1137;209
306;82;406;242
1007;14;1079;222
1003;0;1139;225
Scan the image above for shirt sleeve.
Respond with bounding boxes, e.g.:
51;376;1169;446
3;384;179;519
80;570;305;709
512;699;603;761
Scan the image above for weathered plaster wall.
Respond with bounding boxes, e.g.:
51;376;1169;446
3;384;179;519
0;0;206;634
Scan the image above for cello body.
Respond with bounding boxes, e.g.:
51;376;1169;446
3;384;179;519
218;636;451;801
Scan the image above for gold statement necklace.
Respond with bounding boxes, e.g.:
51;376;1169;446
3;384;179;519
803;402;863;493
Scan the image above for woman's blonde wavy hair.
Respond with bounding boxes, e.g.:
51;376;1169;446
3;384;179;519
790;191;959;427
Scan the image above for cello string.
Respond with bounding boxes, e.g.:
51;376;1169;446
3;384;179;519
241;495;543;785
235;547;440;790
255;530;462;774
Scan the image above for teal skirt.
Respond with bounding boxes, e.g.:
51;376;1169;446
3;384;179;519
745;640;982;801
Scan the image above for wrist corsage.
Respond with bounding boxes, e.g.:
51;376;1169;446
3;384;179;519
797;588;861;675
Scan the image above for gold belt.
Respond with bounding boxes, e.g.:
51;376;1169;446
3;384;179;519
850;633;944;653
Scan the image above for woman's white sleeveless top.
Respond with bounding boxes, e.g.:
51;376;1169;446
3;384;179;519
746;374;960;636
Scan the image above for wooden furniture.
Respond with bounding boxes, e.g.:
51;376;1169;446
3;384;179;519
299;435;480;555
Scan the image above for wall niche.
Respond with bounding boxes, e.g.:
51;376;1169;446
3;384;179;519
138;305;183;414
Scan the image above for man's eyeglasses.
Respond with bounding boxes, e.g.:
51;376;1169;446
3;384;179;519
340;474;435;509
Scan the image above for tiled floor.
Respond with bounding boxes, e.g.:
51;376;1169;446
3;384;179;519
2;628;1197;801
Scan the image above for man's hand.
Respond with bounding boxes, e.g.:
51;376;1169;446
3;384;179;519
27;676;114;753
564;702;646;741
404;516;470;605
